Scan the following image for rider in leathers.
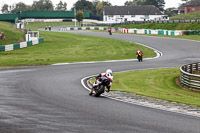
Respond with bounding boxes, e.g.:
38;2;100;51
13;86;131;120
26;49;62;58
89;69;113;95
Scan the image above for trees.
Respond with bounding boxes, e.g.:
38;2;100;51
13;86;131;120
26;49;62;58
1;0;58;13
74;0;93;11
182;0;190;2
75;10;85;26
1;4;9;14
96;1;112;16
144;0;165;12
124;0;165;12
10;2;29;14
55;1;67;11
124;0;145;6
73;0;112;19
32;0;54;11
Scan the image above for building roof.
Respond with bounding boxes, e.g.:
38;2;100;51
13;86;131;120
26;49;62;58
185;0;200;6
104;5;163;15
178;3;187;10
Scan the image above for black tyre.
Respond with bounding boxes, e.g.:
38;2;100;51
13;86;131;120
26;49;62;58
94;85;105;97
138;56;142;62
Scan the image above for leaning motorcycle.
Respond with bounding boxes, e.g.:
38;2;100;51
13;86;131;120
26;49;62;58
94;78;111;97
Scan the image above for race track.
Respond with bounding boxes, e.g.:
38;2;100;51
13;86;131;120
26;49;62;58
0;30;200;133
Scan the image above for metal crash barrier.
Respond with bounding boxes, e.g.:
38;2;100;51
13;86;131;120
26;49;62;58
180;62;200;89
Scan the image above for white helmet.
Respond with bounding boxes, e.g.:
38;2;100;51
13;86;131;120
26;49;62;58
106;69;112;74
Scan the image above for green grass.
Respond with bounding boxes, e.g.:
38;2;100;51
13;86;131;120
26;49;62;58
115;22;200;30
0;31;156;65
170;11;200;20
0;22;25;45
110;68;200;107
26;22;75;31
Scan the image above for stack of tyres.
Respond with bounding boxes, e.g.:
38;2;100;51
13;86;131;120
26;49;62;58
184;31;189;35
191;30;196;35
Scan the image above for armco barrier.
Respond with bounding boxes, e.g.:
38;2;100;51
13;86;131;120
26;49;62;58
0;38;44;52
61;27;110;31
60;27;122;33
180;62;200;89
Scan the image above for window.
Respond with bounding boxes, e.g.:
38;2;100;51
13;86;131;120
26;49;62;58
192;8;195;11
131;15;135;17
120;15;124;17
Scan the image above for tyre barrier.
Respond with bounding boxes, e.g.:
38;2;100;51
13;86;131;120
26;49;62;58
0;38;44;52
183;30;200;35
121;28;183;36
180;62;200;89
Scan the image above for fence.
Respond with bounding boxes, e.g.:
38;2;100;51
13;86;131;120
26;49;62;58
180;62;200;89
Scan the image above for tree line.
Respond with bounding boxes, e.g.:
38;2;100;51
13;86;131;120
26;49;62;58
1;0;193;17
1;0;67;14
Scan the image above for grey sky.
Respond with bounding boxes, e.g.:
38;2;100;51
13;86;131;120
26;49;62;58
0;0;184;10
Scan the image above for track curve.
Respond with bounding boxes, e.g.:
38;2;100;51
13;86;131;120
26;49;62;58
0;29;200;133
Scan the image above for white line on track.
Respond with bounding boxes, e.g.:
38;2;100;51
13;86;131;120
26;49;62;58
81;73;200;118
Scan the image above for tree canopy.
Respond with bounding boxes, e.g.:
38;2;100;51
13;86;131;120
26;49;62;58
1;0;68;13
124;0;165;12
55;1;67;11
1;0;112;19
32;0;54;11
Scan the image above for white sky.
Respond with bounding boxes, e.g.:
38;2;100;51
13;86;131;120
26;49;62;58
0;0;184;10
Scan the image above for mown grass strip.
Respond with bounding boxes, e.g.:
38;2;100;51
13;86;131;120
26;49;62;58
0;31;156;65
110;68;200;107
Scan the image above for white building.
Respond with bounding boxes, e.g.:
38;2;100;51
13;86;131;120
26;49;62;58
103;5;165;23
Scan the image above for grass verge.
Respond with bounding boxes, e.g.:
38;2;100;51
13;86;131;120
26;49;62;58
26;22;75;31
108;68;200;107
0;22;25;45
0;31;156;65
170;11;200;20
115;22;200;30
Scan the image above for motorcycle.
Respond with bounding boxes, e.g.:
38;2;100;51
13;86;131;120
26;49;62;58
93;78;111;97
137;53;143;62
108;29;112;35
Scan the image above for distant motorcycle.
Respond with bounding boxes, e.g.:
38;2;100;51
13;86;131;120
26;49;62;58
93;78;111;97
136;50;143;62
137;53;143;62
108;29;112;35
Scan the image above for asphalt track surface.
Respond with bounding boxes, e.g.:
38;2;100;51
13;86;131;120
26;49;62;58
0;29;200;133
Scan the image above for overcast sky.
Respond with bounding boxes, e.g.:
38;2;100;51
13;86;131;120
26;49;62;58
0;0;184;10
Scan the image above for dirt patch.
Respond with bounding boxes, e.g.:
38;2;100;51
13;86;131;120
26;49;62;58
176;77;200;93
